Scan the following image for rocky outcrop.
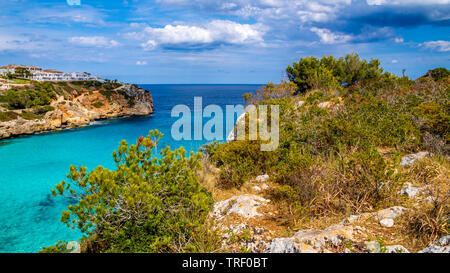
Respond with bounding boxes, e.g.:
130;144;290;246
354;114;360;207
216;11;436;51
211;194;270;221
267;224;364;253
0;84;153;139
398;182;430;198
400;152;431;167
420;236;450;253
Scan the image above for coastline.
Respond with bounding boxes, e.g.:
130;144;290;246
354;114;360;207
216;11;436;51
0;83;154;140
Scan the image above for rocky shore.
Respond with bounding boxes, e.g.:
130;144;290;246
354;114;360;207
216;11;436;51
0;84;153;140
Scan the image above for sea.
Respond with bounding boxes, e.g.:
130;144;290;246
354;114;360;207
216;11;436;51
0;84;261;253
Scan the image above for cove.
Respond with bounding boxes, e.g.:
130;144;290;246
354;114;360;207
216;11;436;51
0;84;260;253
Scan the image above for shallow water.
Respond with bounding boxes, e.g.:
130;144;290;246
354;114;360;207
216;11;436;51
0;84;260;253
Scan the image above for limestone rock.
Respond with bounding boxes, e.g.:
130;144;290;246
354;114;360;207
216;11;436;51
211;194;270;221
296;101;305;108
385;245;409;253
420;235;450;253
255;174;269;182
400;152;431;167
375;206;408;221
379;218;395;228
0;84;153;140
252;186;262;192
398;182;429;198
365;241;381;253
266;224;363;253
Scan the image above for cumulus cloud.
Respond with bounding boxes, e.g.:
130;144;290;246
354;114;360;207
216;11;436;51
69;36;120;48
126;20;265;50
310;27;352;44
420;40;450;52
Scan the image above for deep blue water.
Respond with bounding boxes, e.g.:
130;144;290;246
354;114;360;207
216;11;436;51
0;84;260;253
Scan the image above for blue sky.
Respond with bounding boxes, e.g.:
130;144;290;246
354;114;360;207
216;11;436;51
0;0;449;83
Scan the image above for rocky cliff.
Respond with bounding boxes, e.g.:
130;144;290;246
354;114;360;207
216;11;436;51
0;84;153;139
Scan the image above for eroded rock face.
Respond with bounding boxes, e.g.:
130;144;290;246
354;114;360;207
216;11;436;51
0;84;153;139
211;194;270;221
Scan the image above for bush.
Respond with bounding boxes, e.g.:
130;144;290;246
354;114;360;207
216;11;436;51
92;102;104;108
286;53;384;92
424;68;450;82
0;111;19;122
50;130;214;253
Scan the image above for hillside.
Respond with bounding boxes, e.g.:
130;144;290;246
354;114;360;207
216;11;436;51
0;81;154;139
41;55;449;254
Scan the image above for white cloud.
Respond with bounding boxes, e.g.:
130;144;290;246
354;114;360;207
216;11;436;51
420;40;450;52
394;37;404;43
310;27;352;44
69;36;120;48
127;20;265;50
392;59;399;63
367;0;450;5
136;60;148;65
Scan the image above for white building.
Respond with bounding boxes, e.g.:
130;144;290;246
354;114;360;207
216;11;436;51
1;64;102;82
0;65;42;77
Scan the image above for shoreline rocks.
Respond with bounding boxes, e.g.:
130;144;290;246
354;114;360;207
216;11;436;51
0;84;153;140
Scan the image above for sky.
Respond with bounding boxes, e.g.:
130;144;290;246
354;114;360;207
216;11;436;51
0;0;449;83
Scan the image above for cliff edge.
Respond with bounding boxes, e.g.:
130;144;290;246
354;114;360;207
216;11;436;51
0;84;153;139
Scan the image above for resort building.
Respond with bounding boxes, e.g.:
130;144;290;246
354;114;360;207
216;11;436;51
0;64;102;82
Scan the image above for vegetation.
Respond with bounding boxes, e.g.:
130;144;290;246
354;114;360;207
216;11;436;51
49;130;214;253
286;53;384;92
43;54;448;253
205;61;449;228
92;102;104;108
0;82;57;110
0;111;19;122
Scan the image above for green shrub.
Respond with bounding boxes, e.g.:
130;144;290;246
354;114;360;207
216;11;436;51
287;53;384;92
39;240;69;253
50;130;213;253
0;111;19;122
20;111;43;120
92;102;104;108
424;68;450;82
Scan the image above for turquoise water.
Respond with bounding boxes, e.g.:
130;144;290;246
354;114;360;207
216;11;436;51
0;84;260;253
